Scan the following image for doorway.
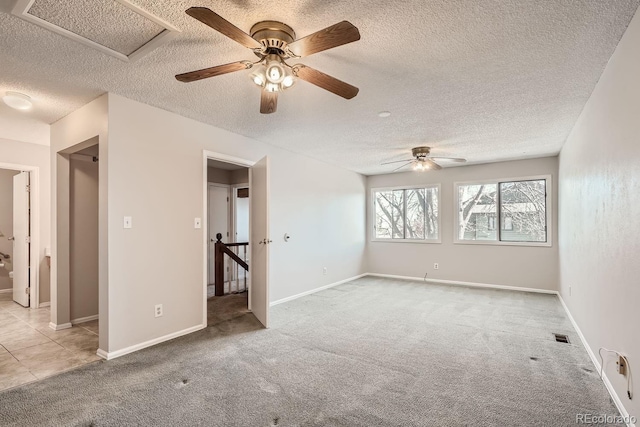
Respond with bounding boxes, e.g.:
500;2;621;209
0;163;40;309
202;151;270;328
53;138;100;361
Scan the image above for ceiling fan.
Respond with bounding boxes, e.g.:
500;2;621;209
381;147;467;172
175;7;361;114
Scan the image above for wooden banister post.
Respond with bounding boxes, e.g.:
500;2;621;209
214;233;224;296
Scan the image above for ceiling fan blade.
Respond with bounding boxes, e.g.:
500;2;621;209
175;61;250;83
427;156;467;163
288;21;360;57
186;7;263;50
392;161;414;172
380;159;414;165
425;159;442;170
293;65;359;99
260;90;278;114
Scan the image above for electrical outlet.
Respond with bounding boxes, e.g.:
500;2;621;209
617;356;627;375
434;263;439;270
155;304;163;318
323;267;327;275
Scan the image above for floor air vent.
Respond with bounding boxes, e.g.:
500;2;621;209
553;333;570;344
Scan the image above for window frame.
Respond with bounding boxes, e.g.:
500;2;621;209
371;183;442;244
453;175;552;247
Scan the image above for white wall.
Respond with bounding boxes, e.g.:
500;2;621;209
558;7;640;420
0;138;51;303
52;93;366;355
0;112;49;146
367;157;558;291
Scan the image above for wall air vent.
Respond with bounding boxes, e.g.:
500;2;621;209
11;0;179;62
553;333;570;344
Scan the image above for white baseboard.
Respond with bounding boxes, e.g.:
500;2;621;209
49;322;72;331
39;301;50;307
72;314;99;325
270;273;368;307
97;323;206;360
366;273;558;295
557;295;635;427
0;288;12;294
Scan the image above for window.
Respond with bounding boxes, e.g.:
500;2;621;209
455;177;549;245
373;185;440;242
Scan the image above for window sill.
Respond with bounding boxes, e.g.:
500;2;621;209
453;240;552;248
371;239;442;244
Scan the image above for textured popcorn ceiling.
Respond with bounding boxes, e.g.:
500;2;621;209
27;0;164;55
1;0;638;174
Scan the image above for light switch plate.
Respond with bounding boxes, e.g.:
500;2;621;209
194;218;202;229
124;216;132;229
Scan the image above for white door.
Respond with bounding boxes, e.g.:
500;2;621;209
208;184;229;285
249;156;269;328
12;171;30;307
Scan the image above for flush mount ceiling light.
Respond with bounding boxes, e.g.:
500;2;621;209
2;92;33;110
175;8;361;114
381;146;467;172
378;111;391;118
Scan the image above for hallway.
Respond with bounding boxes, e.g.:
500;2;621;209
0;293;99;391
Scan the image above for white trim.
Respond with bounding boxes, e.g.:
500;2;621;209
366;273;558;295
71;314;99;325
49;322;72;331
370;183;442;243
96;323;206;360
11;0;180;62
270;273;368;306
453;174;553;248
0;289;12;294
557;295;635;427
39;301;50;307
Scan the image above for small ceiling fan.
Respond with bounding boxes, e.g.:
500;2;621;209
175;7;361;114
381;147;467;172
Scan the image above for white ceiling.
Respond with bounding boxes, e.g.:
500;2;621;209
1;0;638;175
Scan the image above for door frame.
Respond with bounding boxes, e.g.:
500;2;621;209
230;182;249;244
0;162;40;308
207;182;231;285
202;151;256;326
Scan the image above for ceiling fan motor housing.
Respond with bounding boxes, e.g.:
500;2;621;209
412;146;431;160
250;21;296;54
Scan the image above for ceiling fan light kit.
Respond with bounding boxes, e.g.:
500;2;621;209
175;7;360;114
381;146;467;173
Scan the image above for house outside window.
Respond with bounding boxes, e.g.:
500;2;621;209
372;185;440;243
455;176;551;246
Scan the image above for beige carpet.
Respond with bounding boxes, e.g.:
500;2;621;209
0;277;621;426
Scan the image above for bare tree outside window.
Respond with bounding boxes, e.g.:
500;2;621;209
457;179;547;243
500;180;546;242
458;184;496;240
374;186;439;241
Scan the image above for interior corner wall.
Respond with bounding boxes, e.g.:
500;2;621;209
558;7;640;420
0;138;51;303
105;93;366;353
50;94;108;352
366;157;559;291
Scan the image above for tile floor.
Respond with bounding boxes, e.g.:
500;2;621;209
0;292;100;392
